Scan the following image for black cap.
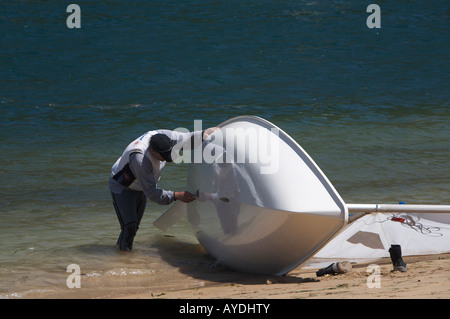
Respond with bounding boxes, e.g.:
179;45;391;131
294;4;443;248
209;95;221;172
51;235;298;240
150;134;173;162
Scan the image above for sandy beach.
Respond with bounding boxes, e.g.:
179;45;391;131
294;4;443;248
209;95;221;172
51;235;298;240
13;231;448;301
119;253;450;299
10;252;448;319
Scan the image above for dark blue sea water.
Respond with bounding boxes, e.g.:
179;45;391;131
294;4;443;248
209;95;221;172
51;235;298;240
0;1;449;298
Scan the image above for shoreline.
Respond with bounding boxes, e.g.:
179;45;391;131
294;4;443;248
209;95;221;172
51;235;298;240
13;250;449;299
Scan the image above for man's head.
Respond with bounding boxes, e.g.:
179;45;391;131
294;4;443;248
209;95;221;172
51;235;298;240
150;133;173;162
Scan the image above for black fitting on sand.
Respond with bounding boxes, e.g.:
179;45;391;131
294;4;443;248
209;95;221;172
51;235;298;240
316;261;352;277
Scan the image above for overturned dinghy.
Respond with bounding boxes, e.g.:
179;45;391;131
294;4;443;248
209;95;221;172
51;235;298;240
154;116;450;275
175;116;347;275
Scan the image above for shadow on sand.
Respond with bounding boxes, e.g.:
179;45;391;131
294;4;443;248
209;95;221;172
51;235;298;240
152;234;319;286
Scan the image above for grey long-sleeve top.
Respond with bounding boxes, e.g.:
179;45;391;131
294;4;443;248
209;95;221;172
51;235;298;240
109;129;203;205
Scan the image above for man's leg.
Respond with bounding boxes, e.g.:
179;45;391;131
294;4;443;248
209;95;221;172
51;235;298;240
111;190;146;251
135;191;147;227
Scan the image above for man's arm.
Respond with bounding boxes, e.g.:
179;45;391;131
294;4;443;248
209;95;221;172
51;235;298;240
129;152;174;205
158;127;220;150
129;153;196;204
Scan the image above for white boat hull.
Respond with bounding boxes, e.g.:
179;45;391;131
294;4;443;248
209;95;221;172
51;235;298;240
188;204;345;275
185;116;348;275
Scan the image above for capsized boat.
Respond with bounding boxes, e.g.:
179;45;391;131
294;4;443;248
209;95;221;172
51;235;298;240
154;115;450;275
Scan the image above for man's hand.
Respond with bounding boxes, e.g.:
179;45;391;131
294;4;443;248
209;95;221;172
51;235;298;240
174;191;197;203
203;127;220;140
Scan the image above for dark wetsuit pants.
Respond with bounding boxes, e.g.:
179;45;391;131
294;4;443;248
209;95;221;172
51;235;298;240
111;189;147;251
